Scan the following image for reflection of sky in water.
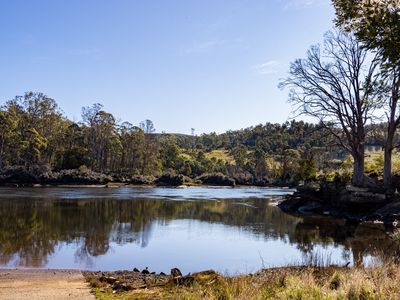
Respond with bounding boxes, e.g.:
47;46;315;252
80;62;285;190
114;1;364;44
0;187;390;274
16;220;351;274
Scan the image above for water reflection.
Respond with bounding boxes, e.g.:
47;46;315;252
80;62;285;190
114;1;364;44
0;187;392;273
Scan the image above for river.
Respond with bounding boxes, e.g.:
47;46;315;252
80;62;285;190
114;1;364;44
0;187;391;274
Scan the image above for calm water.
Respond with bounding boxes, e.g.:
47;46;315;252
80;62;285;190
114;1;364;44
0;187;392;274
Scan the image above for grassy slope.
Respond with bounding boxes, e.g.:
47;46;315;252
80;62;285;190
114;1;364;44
205;150;235;164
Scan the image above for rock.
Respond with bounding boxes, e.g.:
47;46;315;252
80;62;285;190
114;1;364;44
344;191;386;205
178;275;195;286
133;268;140;272
112;281;132;292
130;175;155;185
156;174;187;186
297;182;320;194
297;201;322;214
374;201;400;219
233;173;253;186
170;268;194;286
345;185;369;193
233;173;270;186
279;181;399;222
99;276;117;284
278;196;303;213
171;268;182;278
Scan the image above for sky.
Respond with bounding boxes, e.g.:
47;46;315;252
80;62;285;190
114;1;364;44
0;0;335;134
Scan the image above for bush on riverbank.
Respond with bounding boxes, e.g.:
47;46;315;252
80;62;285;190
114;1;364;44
0;165;351;189
51;168;113;185
197;173;236;187
0;165;113;186
156;173;193;186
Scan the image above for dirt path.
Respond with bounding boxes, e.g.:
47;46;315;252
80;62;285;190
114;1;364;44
0;269;95;300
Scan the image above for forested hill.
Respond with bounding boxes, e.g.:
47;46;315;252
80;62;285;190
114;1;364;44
0;92;396;186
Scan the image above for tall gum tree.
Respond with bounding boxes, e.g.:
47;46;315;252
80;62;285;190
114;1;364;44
280;30;381;187
333;0;400;186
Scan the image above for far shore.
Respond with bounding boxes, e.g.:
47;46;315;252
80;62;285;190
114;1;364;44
0;183;295;189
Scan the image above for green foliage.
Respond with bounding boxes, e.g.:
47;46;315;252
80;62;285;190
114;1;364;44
0;91;386;183
21;128;47;166
160;135;181;171
230;145;247;168
334;0;400;64
296;156;317;182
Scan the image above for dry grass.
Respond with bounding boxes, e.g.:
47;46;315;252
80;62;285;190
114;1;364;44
205;150;235;164
89;263;400;300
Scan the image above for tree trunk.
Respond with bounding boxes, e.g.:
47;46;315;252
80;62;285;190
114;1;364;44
384;146;392;186
352;147;365;187
384;127;395;186
384;87;399;186
0;136;3;169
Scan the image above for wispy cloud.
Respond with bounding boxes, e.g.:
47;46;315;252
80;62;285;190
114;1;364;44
180;38;243;55
254;60;280;75
180;39;227;55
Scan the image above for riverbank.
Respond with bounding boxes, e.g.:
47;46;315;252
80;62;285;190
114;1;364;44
0;166;285;188
278;182;400;228
2;264;399;300
84;263;400;299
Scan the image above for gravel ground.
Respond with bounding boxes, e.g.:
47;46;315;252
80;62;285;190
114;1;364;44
0;269;95;300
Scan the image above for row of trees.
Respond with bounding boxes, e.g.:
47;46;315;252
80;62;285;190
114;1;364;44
0;94;162;175
280;0;400;187
0;92;341;182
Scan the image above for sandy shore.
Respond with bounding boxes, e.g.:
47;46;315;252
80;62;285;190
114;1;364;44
0;269;95;300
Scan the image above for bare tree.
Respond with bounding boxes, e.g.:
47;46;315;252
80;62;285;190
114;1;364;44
280;30;381;187
382;66;400;185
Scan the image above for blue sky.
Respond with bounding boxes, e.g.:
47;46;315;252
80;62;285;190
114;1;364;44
0;0;334;134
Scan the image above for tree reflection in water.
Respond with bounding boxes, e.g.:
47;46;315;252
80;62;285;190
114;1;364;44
0;188;393;268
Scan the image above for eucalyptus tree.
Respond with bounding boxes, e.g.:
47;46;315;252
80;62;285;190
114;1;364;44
1;92;65;167
82;104;117;172
141;134;160;175
59;122;91;169
159;135;181;172
21;128;48;167
19;92;65;165
333;0;400;185
139;119;156;134
118;122;145;172
0;110;18;168
280;30;381;187
138;120;161;175
231;144;248;171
